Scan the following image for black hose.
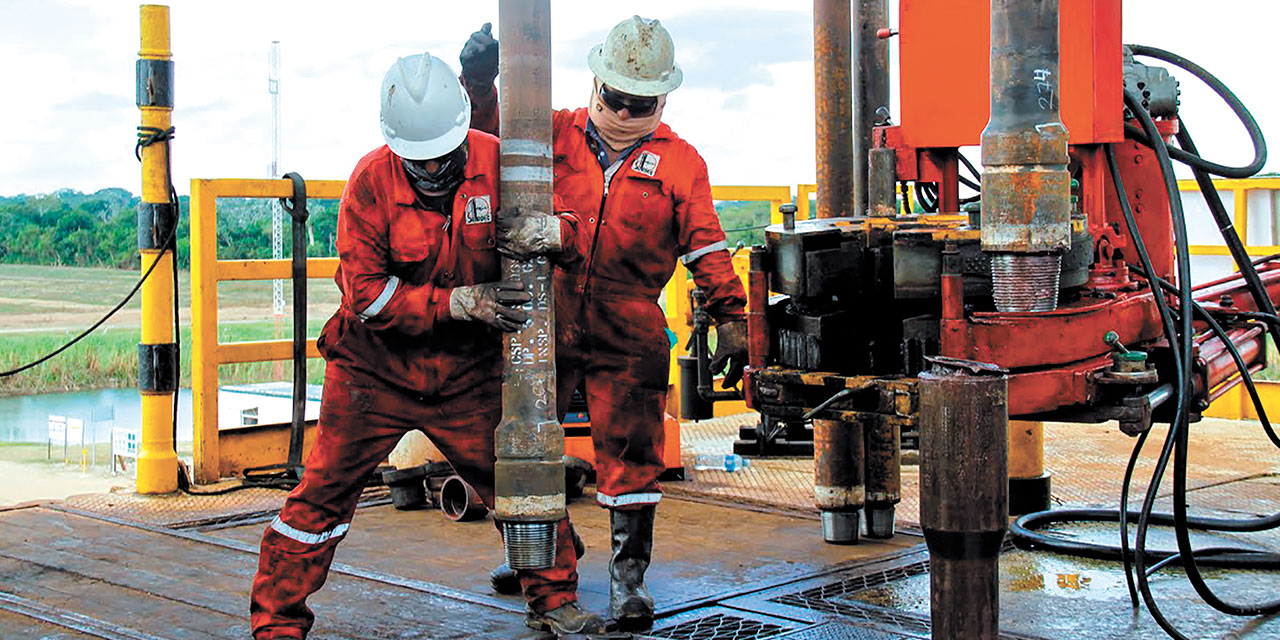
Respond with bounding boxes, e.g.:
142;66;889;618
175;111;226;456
1124;44;1267;178
1126;87;1203;639
1106;130;1193;638
1130;90;1280;620
1175;124;1280;350
1011;509;1280;568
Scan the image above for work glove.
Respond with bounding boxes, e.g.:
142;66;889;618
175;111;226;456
460;23;499;87
449;281;530;332
709;320;748;389
496;206;562;260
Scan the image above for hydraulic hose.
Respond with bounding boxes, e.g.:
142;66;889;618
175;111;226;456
1175;124;1280;351
1123;44;1267;178
1106;125;1192;639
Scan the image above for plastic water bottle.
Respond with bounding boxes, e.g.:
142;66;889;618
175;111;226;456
693;453;750;472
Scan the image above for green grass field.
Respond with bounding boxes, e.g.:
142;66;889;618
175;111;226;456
1;264;1276;396
1;264;338;396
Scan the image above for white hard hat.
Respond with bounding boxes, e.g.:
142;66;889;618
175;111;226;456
587;16;683;97
379;52;471;160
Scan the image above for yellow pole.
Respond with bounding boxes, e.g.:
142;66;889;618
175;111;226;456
136;4;178;494
1008;419;1050;514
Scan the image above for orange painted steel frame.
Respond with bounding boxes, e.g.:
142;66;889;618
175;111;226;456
898;0;1122;148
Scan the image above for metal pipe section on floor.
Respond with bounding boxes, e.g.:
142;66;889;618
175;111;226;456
814;418;863;544
813;0;853;219
494;0;565;571
980;0;1071;312
136;4;179;494
919;358;1009;640
863;415;900;538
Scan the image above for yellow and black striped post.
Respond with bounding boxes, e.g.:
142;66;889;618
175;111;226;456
136;4;179;494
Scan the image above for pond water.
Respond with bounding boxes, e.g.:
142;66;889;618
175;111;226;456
0;388;194;444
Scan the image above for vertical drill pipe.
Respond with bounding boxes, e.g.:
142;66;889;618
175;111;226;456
919;361;1008;640
863;414;900;538
853;0;890;218
747;247;770;370
495;0;564;570
814;418;864;544
980;0;1070;312
814;0;853;219
136;4;178;494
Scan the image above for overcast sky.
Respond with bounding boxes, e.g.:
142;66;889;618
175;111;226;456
1;0;1276;197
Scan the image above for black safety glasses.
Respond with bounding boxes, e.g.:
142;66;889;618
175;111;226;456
598;83;659;117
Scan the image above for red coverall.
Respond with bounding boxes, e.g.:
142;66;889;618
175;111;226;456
249;131;579;639
471;99;747;510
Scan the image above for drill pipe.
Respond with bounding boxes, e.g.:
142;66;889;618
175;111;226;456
494;0;564;571
863;415;900;538
980;0;1070;312
854;0;890;217
919;359;1009;640
813;0;853;219
814;418;864;544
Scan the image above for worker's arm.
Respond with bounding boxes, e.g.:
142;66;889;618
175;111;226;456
335;171;455;337
675;152;747;324
460;24;500;136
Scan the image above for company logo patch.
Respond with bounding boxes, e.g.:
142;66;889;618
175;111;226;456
631;151;660;177
464;195;492;224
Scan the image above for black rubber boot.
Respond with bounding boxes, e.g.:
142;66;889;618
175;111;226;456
491;523;586;595
609;506;656;631
524;602;607;636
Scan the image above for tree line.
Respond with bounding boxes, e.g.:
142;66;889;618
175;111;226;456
0;188;340;269
0;187;768;271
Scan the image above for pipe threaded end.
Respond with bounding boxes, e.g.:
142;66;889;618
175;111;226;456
503;521;557;570
990;253;1061;312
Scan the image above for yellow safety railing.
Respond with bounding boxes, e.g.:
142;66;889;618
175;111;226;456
662;185;791;418
189;178;344;483
1182;176;1280;258
1178;176;1280;419
183;176;1279;483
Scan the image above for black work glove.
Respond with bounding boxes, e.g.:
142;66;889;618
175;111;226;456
460;23;499;86
496;206;562;261
709;320;748;388
449;280;530;332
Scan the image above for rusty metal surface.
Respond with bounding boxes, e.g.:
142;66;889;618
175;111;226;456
814;419;864;512
814;0;853;219
981;0;1071;314
853;0;890;219
494;0;564;526
0;506;544;639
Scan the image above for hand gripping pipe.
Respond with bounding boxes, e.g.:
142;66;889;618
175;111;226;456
494;0;564;571
980;0;1071;312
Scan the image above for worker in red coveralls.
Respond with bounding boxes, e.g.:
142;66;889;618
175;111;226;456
248;52;606;638
460;17;749;631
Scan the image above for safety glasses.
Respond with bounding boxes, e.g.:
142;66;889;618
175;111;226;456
598;83;659;117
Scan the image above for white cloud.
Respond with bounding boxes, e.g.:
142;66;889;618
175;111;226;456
1;0;1277;197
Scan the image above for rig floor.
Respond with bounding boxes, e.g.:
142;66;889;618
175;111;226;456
0;414;1276;639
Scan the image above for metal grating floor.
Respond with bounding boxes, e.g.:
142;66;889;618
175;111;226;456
647;612;792;640
676;414;1280;529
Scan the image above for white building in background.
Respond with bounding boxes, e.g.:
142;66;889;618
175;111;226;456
217;382;321;429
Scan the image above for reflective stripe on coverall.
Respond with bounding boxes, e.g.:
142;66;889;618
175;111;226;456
550;108;747;509
249;131;579;639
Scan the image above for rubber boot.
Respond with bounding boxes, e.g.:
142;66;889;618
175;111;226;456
524;602;607;636
491;524;586;595
609;506;656;631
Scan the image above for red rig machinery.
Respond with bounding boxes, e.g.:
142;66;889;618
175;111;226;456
687;1;1280;636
